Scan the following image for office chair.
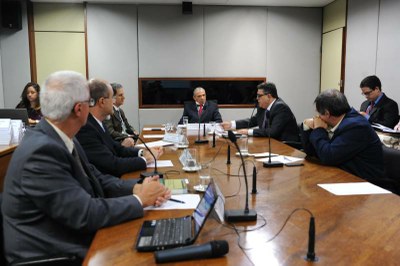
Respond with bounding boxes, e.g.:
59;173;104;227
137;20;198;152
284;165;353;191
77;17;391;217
0;193;80;266
282;123;303;151
382;145;400;195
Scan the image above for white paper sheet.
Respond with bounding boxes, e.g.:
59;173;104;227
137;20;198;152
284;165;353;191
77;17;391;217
147;160;173;168
143;134;165;139
144;194;201;210
256;155;304;165
318;182;392;196
135;140;174;148
143;127;165;131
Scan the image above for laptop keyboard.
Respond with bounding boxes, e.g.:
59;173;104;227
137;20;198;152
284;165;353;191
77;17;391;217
151;217;192;246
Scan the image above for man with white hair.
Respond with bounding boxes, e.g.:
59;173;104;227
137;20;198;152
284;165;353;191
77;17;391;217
2;71;170;264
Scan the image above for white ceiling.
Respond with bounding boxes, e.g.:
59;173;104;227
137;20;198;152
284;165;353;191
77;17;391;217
32;0;335;8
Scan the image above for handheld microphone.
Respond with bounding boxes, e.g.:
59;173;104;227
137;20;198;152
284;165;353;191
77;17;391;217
224;130;257;222
136;133;163;179
263;110;283;168
154;240;229;263
195;106;209;144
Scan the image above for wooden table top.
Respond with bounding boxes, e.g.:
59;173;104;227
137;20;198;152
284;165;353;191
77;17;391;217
83;129;400;266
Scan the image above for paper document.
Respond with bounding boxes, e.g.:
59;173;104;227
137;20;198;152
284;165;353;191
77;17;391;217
236;152;278;158
136;140;174;148
144;194;201;210
318;182;391;196
147;160;173;168
143;127;165;131
143;134;165;139
256;155;304;165
372;123;399;134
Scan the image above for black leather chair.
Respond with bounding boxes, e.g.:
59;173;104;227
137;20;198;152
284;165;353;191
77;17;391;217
382;145;400;193
0;193;80;266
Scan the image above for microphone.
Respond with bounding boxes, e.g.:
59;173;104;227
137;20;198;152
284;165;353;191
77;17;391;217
136;133;163;179
304;216;318;261
212;130;216;147
226;145;231;164
251;165;257;194
195;105;209;144
263;110;283;168
154;240;229;263
224;130;257;222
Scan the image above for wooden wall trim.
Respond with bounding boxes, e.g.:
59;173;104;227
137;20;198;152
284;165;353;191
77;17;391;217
27;1;37;82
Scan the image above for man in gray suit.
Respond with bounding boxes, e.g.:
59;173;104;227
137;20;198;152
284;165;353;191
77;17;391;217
1;71;170;263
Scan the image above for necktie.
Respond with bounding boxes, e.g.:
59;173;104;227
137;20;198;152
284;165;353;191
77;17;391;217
72;147;104;198
262;110;270;129
198;104;203;117
366;101;374;114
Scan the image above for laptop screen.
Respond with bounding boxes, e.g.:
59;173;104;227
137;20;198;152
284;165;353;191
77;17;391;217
193;180;216;235
0;108;29;125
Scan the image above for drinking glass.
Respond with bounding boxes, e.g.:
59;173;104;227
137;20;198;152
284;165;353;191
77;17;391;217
239;135;249;156
196;162;211;191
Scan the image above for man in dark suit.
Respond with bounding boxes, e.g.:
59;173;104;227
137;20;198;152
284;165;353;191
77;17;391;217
104;83;138;147
221;82;299;142
1;71;170;263
76;79;163;177
178;87;222;124
301;89;385;182
359;75;399;128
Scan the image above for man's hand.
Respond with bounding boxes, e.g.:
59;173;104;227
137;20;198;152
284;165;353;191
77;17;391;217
313;116;328;129
303;118;315;129
143;147;164;163
221;121;232;130
359;111;367;117
237;129;249;135
121;137;135;147
134;176;171;207
395;122;400;132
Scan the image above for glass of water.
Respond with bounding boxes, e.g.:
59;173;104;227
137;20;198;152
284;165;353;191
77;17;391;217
196;162;211;191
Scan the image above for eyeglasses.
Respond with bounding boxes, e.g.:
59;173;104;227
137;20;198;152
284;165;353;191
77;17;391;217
361;89;375;96
256;94;265;99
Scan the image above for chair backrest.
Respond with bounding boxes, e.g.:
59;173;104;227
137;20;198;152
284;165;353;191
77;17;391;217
382;145;400;181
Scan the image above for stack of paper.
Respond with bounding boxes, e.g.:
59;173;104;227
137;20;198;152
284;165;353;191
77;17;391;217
257;155;304;166
11;120;24;144
0;119;12;145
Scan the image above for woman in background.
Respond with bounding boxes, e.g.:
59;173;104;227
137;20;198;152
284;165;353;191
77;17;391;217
16;82;42;124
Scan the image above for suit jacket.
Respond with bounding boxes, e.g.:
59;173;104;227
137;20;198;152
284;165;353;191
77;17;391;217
300;108;384;181
178;100;222;124
360;93;399;128
76;113;146;177
2;119;142;262
236;98;299;141
104;106;135;141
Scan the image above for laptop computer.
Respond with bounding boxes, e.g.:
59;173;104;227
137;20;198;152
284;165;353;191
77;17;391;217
136;179;218;252
0;108;29;125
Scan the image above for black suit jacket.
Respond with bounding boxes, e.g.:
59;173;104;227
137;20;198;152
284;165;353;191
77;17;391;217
76;113;146;177
104;106;135;141
2;119;142;262
360;93;399;128
236;98;299;141
178;100;222;124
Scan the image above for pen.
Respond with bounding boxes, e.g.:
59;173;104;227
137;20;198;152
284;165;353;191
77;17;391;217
169;198;185;204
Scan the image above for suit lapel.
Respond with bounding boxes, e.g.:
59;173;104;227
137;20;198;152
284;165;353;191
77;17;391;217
88;114;116;153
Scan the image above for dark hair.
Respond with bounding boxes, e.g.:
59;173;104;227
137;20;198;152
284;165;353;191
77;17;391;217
89;79;111;103
17;82;41;108
314;89;351;116
360;75;382;91
110;82;123;96
257;82;278;98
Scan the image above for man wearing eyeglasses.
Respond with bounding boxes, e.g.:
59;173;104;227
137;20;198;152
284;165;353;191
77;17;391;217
221;82;299;142
359;75;399;128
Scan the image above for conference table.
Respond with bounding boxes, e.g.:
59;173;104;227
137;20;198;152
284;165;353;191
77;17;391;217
0;144;17;192
83;127;400;265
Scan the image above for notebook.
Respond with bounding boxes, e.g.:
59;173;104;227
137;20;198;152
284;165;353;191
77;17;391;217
135;179;218;252
0;108;29;125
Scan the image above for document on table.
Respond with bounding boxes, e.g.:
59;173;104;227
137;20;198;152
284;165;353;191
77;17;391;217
147;160;173;168
135;140;174;148
144;194;201;210
256;155;304;165
143;134;165;139
318;182;392;196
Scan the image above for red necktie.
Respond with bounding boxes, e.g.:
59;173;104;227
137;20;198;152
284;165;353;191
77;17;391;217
198;104;203;116
367;102;374;114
